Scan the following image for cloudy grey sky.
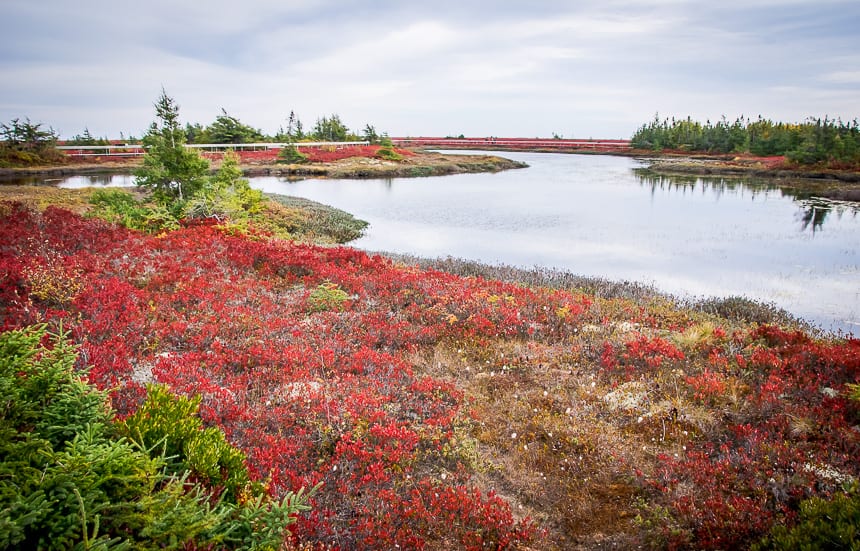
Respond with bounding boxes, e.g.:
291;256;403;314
2;0;858;139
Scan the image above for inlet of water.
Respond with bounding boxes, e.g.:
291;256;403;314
46;151;859;334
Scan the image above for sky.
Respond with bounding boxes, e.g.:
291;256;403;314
1;0;858;140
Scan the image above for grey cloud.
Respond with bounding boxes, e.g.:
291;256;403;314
1;0;857;138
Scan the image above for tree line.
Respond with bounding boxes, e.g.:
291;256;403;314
1;107;382;151
0;117;65;166
631;114;860;167
0;102;386;167
66;110;383;145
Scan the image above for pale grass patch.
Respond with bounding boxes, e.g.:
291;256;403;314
673;321;719;349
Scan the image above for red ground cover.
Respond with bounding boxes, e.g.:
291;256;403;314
2;202;858;549
200;145;415;164
0;204;544;549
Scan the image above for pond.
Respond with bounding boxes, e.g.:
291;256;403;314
50;152;858;335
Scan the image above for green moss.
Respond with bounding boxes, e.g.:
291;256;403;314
753;486;860;550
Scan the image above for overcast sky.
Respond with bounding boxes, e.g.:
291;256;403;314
2;0;858;139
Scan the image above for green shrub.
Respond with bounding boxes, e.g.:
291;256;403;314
307;281;350;312
753;485;860;550
87;189;179;234
0;325;314;549
376;136;402;161
118;383;252;502
277;145;308;164
186;151;263;222
694;295;805;328
265;194;368;243
376;147;402;161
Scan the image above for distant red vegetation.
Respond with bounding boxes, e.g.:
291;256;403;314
200;145;415;164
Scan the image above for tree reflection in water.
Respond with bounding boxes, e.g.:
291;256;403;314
633;169;859;234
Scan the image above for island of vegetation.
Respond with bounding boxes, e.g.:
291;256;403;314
1;94;858;550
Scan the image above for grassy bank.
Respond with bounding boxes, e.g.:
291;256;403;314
381;253;812;330
0;150;526;182
0;185;368;245
1;195;857;549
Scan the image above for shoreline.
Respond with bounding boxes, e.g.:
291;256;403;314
633;151;860;203
443;146;860;201
5;147;858;190
0;150;526;182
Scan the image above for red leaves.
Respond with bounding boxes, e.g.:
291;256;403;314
6;202;857;549
0;202;538;549
600;334;685;378
200;145;415;164
643;326;860;548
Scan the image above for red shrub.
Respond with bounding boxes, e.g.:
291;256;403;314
0;202;535;549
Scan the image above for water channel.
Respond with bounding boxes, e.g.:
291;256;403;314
54;151;859;335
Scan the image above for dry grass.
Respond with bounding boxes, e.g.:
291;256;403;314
0;185;102;213
400;284;782;549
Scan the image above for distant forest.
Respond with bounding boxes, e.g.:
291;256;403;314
632;115;860;167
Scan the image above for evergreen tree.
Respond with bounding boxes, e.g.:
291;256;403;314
362;124;379;144
134;89;209;204
312;114;349;142
0;117;58;152
0;325;314;550
206;109;263;144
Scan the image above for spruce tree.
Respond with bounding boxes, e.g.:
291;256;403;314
134;88;209;204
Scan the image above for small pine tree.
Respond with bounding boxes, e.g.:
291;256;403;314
376;134;402;161
134;88;210;204
278;144;308;164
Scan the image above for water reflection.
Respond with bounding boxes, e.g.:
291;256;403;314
249;153;859;334
634;169;859;234
795;197;859;234
1;173;136;188
57;174;136;188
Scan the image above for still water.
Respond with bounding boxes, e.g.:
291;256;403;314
249;151;859;335
53;152;858;334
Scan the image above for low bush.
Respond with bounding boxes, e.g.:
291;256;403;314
753;485;860;550
119;383;253;502
87;188;179;234
185;151;264;222
277;145;309;164
694;295;806;328
265;194;369;243
3;202;858;549
0;325;314;550
307;281;350;312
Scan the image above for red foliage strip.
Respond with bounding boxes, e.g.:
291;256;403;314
200;145;415;164
599;334;686;379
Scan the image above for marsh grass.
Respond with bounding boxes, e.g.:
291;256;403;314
266;193;369;244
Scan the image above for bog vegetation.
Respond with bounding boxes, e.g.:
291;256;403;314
80;90;368;243
2;94;859;549
3;194;858;550
632;114;860;168
0;325;314;549
1;96;403;170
